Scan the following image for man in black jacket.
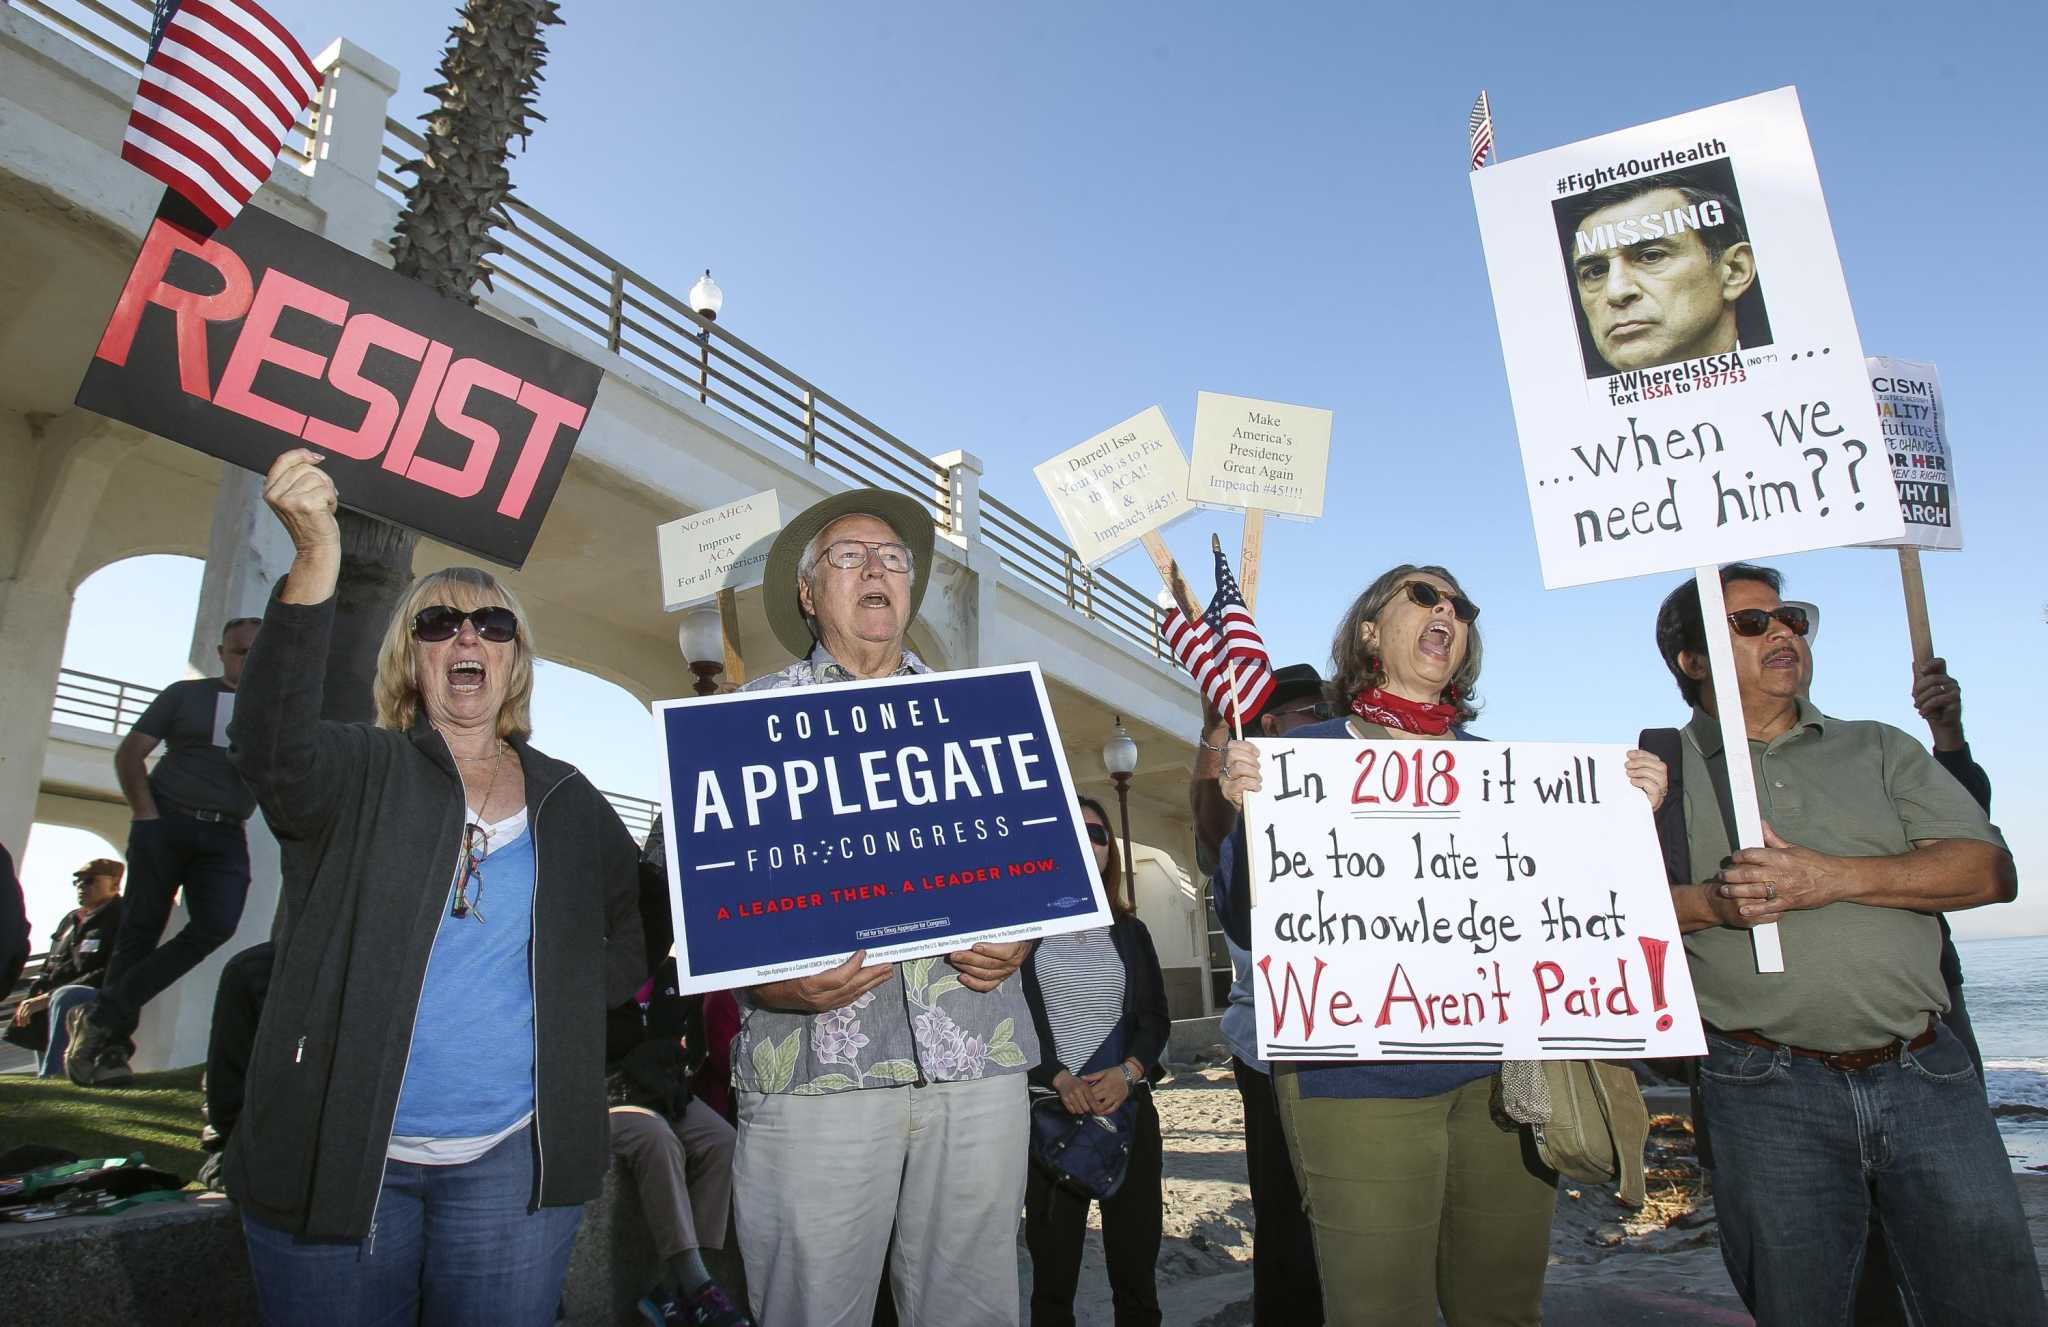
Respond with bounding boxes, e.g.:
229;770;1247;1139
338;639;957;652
8;859;125;1075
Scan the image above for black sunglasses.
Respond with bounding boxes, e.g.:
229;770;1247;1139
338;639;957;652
412;605;518;643
1727;605;1810;639
1403;581;1479;623
1084;823;1111;847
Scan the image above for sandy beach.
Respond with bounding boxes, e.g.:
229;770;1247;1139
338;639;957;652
1032;1065;2048;1325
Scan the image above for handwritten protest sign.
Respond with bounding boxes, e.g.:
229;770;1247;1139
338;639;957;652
1246;739;1702;1061
1470;87;1904;589
656;663;1111;993
76;206;602;569
657;490;781;611
1186;391;1332;520
1864;357;1960;551
1034;406;1196;568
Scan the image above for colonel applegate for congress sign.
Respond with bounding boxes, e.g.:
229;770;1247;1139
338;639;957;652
655;664;1112;992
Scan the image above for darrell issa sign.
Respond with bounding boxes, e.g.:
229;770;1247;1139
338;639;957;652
76;206;604;568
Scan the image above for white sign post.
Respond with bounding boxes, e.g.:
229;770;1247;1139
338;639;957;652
1186;391;1333;611
1033;406;1196;570
1245;738;1704;1062
1472;87;1906;973
656;490;781;613
1864;356;1960;671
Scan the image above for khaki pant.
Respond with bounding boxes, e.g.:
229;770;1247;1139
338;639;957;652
1275;1072;1555;1326
734;1075;1027;1327
608;1101;736;1257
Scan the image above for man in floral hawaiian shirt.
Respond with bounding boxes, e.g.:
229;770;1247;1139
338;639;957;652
727;488;1039;1327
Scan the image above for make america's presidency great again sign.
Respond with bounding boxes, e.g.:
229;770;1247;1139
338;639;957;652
77;207;603;568
1245;739;1702;1062
1471;87;1903;588
655;664;1112;993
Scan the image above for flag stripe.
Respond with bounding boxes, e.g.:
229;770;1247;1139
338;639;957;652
191;0;322;87
134;76;272;180
180;0;318;110
125;108;260;198
120;138;237;227
146;50;289;157
162;20;297;128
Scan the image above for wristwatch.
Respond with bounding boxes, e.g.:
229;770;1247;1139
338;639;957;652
1118;1061;1137;1085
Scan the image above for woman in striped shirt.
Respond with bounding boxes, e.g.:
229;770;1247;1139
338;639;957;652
1020;795;1171;1327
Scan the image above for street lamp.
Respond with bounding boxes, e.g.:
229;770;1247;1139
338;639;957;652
688;269;723;405
678;604;725;696
1101;716;1139;890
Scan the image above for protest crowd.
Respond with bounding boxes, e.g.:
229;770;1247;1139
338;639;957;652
2;446;2034;1327
1;13;2040;1327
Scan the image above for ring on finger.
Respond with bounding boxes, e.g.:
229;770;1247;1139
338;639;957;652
1765;883;1777;901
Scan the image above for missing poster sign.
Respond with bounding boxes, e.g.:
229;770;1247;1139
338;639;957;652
1471;87;1904;587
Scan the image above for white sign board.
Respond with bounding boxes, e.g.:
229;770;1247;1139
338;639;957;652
1033;406;1195;568
1471;87;1904;588
1186;391;1332;519
657;490;781;612
1864;357;1960;551
1246;738;1703;1062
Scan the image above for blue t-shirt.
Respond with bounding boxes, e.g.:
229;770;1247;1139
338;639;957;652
392;820;538;1138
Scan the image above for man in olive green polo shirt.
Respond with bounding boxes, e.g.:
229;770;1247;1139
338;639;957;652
1652;563;2042;1325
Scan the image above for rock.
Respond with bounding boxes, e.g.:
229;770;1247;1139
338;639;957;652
1592;1222;1627;1248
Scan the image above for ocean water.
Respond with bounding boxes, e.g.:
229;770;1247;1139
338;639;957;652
1956;935;2048;1172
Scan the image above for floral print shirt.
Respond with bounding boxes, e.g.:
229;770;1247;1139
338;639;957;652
725;645;1040;1095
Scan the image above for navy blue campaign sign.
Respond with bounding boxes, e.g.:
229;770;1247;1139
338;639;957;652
654;662;1110;993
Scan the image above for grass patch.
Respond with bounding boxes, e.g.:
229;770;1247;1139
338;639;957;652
0;1065;207;1184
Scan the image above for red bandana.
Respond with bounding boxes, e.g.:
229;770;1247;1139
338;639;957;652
1350;687;1458;736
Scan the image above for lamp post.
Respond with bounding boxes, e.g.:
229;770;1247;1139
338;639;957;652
688;268;723;405
1101;717;1139;890
678;604;726;696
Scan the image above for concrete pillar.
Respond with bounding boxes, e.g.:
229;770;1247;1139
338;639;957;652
0;412;137;855
131;470;296;1072
933;449;983;546
303;38;401;253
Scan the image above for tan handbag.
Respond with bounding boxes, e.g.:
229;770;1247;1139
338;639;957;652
1496;1059;1650;1207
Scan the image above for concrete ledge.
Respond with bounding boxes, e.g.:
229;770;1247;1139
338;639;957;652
0;1192;257;1326
1167;1015;1226;1068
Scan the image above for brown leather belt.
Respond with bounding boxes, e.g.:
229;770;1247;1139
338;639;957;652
1716;1022;1936;1073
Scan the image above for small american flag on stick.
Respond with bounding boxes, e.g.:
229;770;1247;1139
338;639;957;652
1161;540;1277;724
1468;90;1494;172
123;0;322;228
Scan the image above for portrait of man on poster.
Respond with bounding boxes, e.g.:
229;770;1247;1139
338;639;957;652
1555;162;1772;377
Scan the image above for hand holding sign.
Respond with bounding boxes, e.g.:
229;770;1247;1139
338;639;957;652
262;447;341;603
753;948;895;1014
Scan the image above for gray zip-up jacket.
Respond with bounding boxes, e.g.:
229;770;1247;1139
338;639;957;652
223;589;644;1240
725;647;1039;1094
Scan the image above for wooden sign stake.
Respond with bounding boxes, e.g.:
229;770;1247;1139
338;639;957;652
717;587;746;687
1695;566;1785;974
1896;548;1934;668
1238;508;1265;613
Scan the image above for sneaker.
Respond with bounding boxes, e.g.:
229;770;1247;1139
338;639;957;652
636;1294;681;1326
94;1043;135;1086
63;1006;107;1086
681;1283;754;1327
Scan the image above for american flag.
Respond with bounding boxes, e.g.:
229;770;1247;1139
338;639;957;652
122;0;322;228
1468;90;1494;172
1161;544;1276;722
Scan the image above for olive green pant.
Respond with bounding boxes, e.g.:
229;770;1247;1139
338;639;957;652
1274;1072;1556;1326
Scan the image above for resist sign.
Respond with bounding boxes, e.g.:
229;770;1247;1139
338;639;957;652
76;207;603;568
1246;739;1702;1062
656;664;1112;993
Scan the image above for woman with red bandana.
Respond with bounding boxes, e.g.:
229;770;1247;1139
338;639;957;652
1210;564;1668;1327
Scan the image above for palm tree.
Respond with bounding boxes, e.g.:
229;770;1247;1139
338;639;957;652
321;0;564;719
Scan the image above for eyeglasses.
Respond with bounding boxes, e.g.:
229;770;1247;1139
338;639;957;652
1083;823;1111;847
451;822;489;922
1402;581;1480;622
820;539;913;574
413;605;518;643
1270;700;1336;722
1726;605;1812;640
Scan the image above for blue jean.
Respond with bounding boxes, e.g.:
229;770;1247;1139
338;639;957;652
240;1125;581;1327
37;985;99;1077
1701;1024;2046;1326
95;813;250;1038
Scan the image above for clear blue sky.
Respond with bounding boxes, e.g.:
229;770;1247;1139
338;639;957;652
21;2;2047;939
